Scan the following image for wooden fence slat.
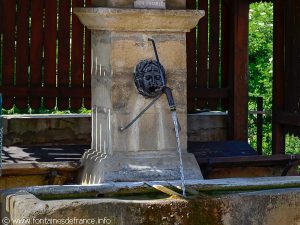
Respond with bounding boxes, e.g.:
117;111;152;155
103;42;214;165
84;27;91;109
1;0;232;112
83;0;92;109
71;0;84;110
231;0;249;141
283;0;292;136
272;0;285;153
30;0;44;109
288;0;299;115
221;0;230;110
197;0;209;109
0;0;3;34
15;0;30;109
284;0;293;114
0;0;3;88
296;0;300;136
1;0;16;109
284;0;300;138
186;0;197;113
208;0;220;110
57;0;71;110
44;0;57;109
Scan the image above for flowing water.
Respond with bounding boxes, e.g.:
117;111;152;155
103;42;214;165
171;111;186;197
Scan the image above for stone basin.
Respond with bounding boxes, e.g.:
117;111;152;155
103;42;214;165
74;8;205;32
2;177;300;225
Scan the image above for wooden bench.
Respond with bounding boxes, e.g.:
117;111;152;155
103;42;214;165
189;141;300;179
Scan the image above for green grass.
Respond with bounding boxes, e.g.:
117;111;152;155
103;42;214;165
2;105;91;115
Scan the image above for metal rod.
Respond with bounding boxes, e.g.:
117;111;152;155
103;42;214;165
148;38;160;63
120;94;162;131
148;38;166;87
249;110;270;115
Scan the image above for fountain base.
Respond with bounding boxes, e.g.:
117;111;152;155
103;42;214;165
80;151;203;183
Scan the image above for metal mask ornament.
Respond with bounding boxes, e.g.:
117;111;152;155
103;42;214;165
120;38;178;132
134;59;166;98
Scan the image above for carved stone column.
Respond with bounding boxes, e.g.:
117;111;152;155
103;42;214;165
75;7;204;183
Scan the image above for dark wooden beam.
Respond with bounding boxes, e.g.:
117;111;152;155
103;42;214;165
188;88;229;99
194;154;300;168
229;0;249;141
283;0;300;138
276;111;300;127
272;0;285;154
249;0;273;3
221;0;230;110
186;0;197;112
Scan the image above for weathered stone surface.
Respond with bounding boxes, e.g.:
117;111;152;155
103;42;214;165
3;115;91;146
91;30;188;152
76;7;203;182
0;162;80;190
167;0;185;9
92;0;134;7
74;8;204;32
92;0;185;9
87;29;201;182
205;166;299;179
81;151;202;183
0;175;46;190
187;112;228;142
219;189;300;225
134;0;166;9
2;177;300;225
110;111;187;152
111;33;187;72
2;112;229;147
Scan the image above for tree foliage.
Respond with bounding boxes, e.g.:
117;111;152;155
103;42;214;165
248;3;274;154
248;3;300;155
249;3;273;109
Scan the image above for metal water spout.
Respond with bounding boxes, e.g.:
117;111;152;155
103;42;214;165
163;86;176;111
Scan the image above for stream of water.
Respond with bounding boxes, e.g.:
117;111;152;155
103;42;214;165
171;111;186;197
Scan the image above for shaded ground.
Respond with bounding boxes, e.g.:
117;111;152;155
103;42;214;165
1;141;257;164
2;145;88;163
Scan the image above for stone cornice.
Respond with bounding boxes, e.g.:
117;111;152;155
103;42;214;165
74;8;205;32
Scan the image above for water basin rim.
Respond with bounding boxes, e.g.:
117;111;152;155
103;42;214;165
16;177;300;197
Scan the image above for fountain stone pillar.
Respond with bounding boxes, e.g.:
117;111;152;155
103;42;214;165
75;5;205;183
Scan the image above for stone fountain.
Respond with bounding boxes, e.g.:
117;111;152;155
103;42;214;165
75;0;204;184
1;1;300;225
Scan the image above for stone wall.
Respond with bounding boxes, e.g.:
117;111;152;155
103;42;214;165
2;113;226;146
3;115;91;146
0;162;80;190
187;112;228;142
